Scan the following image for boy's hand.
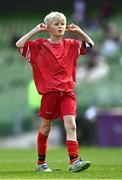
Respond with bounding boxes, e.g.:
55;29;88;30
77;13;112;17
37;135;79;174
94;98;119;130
33;23;48;33
66;24;82;33
66;23;94;47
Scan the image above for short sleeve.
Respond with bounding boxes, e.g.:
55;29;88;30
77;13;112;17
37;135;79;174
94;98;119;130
18;38;43;62
69;39;87;56
77;41;87;55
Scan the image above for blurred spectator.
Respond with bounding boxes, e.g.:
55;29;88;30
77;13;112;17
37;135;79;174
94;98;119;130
85;15;100;31
84;104;97;145
85;105;97;122
119;35;122;65
76;104;97;146
98;0;114;33
76;47;109;83
100;39;119;58
100;22;121;57
107;23;120;42
99;0;113;20
71;0;86;25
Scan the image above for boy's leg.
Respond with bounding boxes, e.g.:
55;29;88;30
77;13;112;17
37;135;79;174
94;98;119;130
36;118;52;172
63;115;78;162
63;115;91;172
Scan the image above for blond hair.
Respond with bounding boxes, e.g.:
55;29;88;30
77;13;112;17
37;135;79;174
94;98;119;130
44;12;66;26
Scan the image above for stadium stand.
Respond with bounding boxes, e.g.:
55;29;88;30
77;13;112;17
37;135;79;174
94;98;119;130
0;13;122;136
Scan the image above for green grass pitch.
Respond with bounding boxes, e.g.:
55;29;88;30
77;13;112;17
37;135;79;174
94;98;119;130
0;147;122;179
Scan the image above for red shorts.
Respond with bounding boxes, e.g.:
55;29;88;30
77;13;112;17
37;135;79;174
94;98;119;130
38;91;76;120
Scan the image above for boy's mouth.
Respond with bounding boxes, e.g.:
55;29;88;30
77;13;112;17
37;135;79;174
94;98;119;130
58;29;63;33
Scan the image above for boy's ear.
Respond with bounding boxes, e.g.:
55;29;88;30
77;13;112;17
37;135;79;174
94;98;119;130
46;27;49;31
45;24;49;30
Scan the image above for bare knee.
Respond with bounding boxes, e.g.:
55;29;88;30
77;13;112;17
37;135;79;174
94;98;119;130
41;124;52;135
63;116;76;133
39;119;52;136
63;115;77;141
65;123;76;133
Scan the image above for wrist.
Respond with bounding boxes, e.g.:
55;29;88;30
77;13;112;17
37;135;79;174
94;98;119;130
31;28;39;35
76;29;84;35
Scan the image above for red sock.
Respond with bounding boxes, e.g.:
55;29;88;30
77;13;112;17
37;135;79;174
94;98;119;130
37;131;48;165
66;140;79;164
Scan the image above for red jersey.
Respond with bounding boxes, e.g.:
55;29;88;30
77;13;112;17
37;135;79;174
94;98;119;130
19;38;86;94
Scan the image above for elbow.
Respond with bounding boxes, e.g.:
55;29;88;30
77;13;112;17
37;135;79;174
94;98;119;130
15;41;24;48
90;40;94;47
15;41;19;48
91;41;95;47
15;41;20;48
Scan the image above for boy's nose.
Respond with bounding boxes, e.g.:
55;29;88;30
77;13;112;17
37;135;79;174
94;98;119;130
59;25;63;28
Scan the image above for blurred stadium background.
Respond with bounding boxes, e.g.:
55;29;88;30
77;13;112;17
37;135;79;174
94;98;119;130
0;0;122;148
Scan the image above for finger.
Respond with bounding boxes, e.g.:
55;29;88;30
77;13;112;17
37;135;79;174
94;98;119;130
67;24;71;28
40;23;46;28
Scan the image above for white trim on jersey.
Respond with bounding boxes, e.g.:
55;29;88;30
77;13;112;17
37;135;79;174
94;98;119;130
20;48;23;54
20;46;31;61
25;46;30;61
78;42;82;56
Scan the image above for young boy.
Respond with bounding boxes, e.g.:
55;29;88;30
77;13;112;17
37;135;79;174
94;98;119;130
16;11;94;173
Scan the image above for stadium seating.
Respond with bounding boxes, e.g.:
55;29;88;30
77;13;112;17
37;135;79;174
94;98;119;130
0;13;122;136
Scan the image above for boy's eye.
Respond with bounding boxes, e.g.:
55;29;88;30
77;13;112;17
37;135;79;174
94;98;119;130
54;23;59;26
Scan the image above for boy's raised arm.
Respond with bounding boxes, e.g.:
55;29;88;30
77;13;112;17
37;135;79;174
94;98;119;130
16;23;47;48
67;23;94;47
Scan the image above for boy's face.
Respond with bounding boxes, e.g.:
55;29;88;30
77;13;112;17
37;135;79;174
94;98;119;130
48;19;66;37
